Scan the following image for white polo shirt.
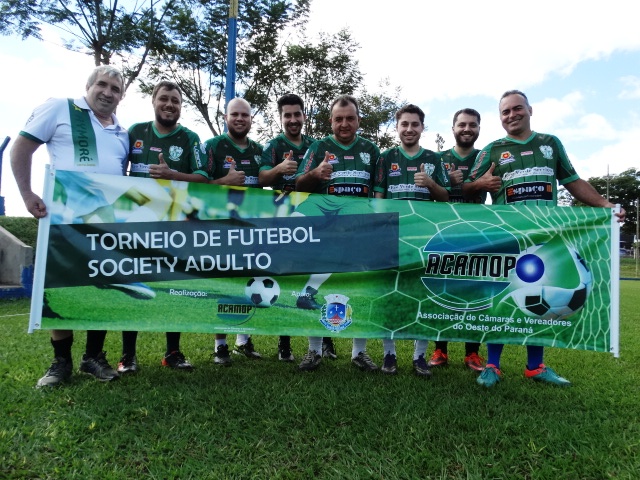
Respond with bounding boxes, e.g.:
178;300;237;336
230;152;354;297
20;97;128;175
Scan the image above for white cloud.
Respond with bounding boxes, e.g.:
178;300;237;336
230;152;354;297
618;76;640;99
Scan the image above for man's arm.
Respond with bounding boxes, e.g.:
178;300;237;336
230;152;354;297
565;179;626;222
10;135;47;218
462;162;501;200
414;163;450;202
259;150;298;187
295;151;332;193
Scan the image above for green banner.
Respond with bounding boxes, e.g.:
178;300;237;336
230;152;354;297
31;170;616;353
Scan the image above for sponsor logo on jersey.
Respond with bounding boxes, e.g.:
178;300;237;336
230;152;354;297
327;153;338;164
539;145;553;160
522;150;533;156
224;156;234;168
443;162;456;171
169;145;183;161
407;166;418;171
499;151;516;165
320;294;353;332
132;140;144;154
344;156;354;160
241;159;251;165
389;163;401;176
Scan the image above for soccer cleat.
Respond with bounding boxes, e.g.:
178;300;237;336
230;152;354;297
162;351;193;370
464;352;485;372
477;364;502;387
233;337;262;359
412;354;433;378
278;338;294;362
36;357;72;388
298;350;322;371
322;338;338;359
427;349;449;367
213;344;232;366
79;352;119;382
381;353;398;375
351;352;379;372
97;282;156;300
524;364;571;386
296;286;322;310
117;354;138;374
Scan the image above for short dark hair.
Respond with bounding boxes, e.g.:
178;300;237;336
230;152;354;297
277;93;304;115
452;108;481;126
330;94;359;117
500;90;529;107
395;104;425;124
152;81;182;101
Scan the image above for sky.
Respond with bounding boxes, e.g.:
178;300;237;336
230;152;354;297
1;0;639;217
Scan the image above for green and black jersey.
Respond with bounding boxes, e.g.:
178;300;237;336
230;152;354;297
296;135;379;197
374;146;450;200
128;122;207;178
467;132;579;206
204;133;264;188
439;148;479;203
261;133;315;191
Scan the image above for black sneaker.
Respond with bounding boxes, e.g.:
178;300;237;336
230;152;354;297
322;338;337;359
413;354;433;378
162;351;193;370
278;337;294;362
213;344;232;366
352;352;379;372
233;337;262;359
296;286;322;310
79;352;119;382
298;350;322;371
117;354;138;374
381;353;398;375
36;357;72;388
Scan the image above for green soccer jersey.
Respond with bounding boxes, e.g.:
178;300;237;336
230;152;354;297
374;146;450;200
296;135;379;197
204;133;264;188
439;148;480;203
261;133;315;192
467;132;579;206
128;122;207;178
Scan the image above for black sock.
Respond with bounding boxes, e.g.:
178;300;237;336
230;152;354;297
279;336;291;348
85;330;107;358
51;334;73;361
435;341;447;354
122;331;138;356
165;332;181;353
465;342;481;356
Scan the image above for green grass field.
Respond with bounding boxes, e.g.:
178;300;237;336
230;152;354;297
1;281;639;479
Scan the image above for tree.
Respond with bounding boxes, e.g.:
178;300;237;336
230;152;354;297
142;0;310;137
0;0;175;91
560;168;639;235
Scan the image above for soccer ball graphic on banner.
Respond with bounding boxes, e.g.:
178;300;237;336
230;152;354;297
245;277;280;308
506;241;593;320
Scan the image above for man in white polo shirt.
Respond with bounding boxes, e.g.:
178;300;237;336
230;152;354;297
11;65;134;388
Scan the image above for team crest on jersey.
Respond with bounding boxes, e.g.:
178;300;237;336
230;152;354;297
422;163;435;177
254;155;262;165
499;151;516;165
320;294;353;332
132;140;143;154
539;145;553;160
224;156;234;168
360;152;371;166
169;145;183;161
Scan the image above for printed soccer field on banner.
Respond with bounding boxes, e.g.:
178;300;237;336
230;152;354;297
30;170;617;353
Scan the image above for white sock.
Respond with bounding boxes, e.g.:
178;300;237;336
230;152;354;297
352;338;367;358
308;336;322;353
383;339;396;356
305;273;331;291
413;340;428;360
215;338;227;348
236;334;249;346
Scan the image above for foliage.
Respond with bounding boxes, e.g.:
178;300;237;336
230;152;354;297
142;0;311;137
1;282;640;478
560;168;639;235
0;0;176;91
0;215;38;248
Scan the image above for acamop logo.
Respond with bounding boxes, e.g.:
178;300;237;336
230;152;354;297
421;222;592;319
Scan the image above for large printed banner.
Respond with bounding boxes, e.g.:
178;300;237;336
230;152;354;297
30;169;620;354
